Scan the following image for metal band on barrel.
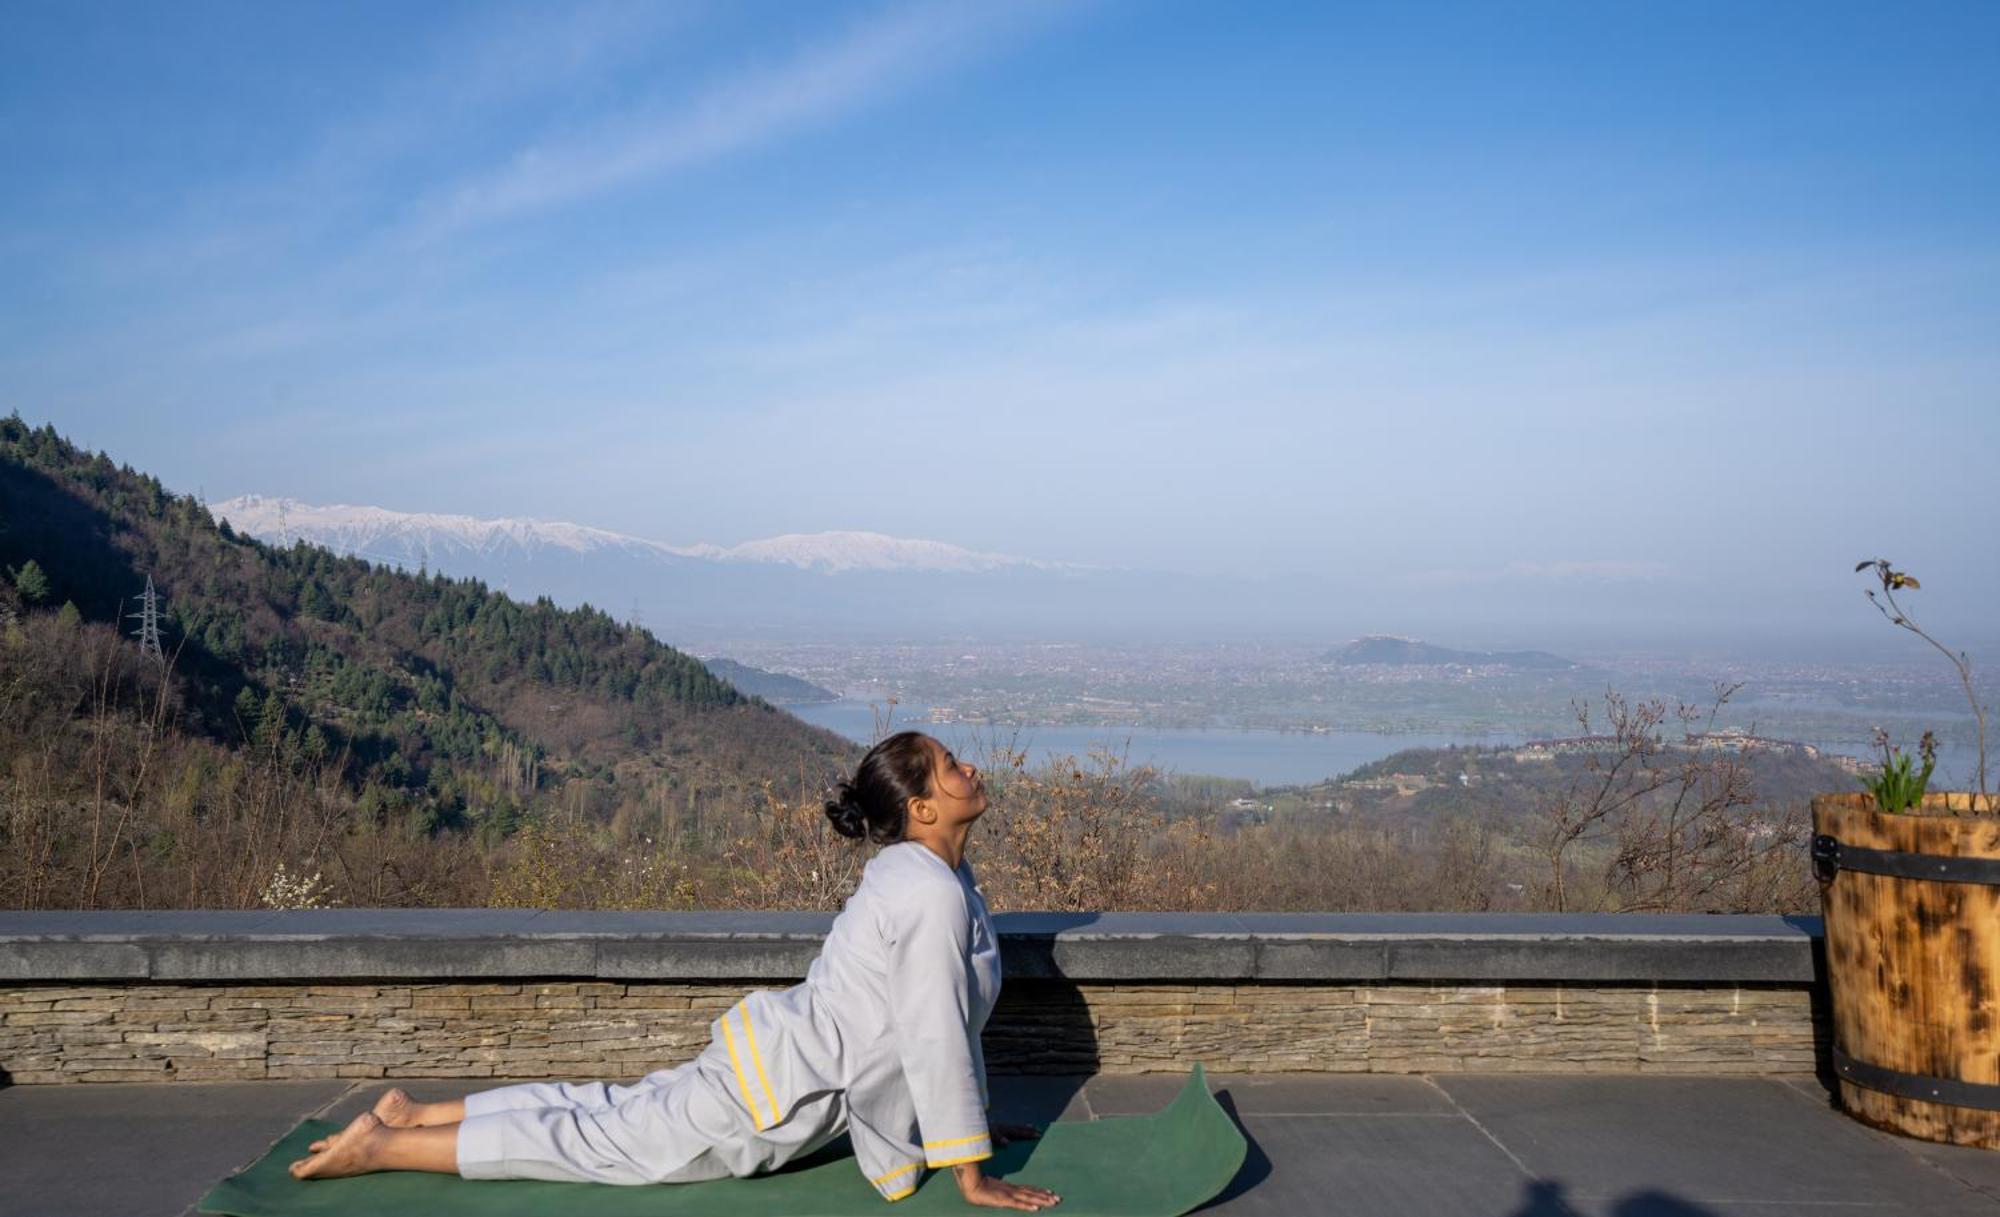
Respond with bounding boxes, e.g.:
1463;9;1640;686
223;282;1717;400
1833;1046;2000;1112
1811;835;2000;886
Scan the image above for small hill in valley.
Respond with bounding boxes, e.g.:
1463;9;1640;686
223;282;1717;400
1325;635;1580;670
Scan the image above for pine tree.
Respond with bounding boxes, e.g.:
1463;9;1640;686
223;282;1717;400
11;559;49;605
254;692;288;759
233;687;263;742
55;600;81;629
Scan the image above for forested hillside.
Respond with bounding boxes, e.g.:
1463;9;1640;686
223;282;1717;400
0;413;857;908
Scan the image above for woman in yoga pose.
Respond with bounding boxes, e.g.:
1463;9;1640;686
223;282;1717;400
288;731;1060;1211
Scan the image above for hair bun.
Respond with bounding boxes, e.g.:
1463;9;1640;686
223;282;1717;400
824;786;867;840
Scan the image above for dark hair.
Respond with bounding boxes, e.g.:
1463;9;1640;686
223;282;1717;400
825;730;934;844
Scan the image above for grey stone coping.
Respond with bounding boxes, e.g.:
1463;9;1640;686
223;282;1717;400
0;912;1824;985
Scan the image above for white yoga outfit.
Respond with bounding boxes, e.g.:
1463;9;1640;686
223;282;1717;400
454;841;1003;1201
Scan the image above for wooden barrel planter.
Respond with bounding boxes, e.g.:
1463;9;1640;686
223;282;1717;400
1812;790;2000;1147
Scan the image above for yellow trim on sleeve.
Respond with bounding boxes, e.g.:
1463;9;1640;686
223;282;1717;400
738;1001;782;1129
926;1148;993;1169
882;1184;918;1202
719;1009;766;1130
922;1133;989;1151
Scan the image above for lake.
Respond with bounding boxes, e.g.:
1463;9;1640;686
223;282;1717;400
787;699;1503;788
788;698;1991;790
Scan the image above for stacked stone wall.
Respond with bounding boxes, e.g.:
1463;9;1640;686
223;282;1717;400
0;980;1825;1083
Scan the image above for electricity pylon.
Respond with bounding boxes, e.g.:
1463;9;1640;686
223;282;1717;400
129;574;164;663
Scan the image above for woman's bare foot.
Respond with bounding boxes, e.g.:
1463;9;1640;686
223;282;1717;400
291;1111;387;1179
371;1087;422;1128
367;1086;464;1128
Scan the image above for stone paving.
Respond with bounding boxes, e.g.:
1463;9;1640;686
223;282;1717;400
3;1069;1998;1217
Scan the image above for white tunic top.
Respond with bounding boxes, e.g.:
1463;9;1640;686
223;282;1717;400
454;839;1003;1200
726;839;1004;1200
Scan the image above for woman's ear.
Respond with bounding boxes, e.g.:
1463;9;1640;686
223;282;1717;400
906;795;937;827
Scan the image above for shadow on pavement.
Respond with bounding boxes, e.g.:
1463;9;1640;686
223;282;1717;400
1505;1181;1728;1217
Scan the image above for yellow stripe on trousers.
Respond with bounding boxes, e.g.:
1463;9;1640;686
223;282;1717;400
738;1001;782;1129
719;1009;765;1130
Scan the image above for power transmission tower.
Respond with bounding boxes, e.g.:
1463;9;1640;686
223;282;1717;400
129;573;164;663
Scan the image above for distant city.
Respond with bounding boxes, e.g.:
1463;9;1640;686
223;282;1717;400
689;635;1989;790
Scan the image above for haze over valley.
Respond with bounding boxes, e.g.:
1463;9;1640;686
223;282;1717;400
215;494;1995;792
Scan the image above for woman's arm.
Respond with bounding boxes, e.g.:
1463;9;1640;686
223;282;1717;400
885;880;990;1165
884;880;1059;1208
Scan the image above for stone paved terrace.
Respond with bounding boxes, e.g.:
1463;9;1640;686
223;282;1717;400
6;912;1994;1214
6;1067;2000;1217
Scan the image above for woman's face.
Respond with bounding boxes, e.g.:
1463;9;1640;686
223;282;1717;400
924;735;987;821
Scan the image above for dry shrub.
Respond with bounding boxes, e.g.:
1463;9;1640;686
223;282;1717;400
975;743;1215;911
1144;815;1511;912
487;814;697;910
716;781;866;911
328;814;489;908
704;748;1220;913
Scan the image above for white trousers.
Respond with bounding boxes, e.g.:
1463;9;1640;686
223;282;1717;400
453;1044;847;1185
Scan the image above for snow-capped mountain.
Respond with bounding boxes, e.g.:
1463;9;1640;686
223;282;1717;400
207;494;1171;640
211;496;1062;576
715;531;1064;574
212;495;702;566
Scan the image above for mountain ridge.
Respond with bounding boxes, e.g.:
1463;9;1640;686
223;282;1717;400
212;494;1085;575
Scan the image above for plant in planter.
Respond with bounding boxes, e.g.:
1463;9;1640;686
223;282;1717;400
1857;727;1936;814
1853;557;1987;801
1810;560;1998;1148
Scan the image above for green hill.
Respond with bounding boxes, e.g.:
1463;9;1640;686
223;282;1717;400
700;657;839;705
0;413;858;906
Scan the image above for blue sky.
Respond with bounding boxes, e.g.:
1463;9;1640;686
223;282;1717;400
3;0;1997;645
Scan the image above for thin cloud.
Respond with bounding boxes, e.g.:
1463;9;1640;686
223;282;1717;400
406;2;1055;241
55;1;696;292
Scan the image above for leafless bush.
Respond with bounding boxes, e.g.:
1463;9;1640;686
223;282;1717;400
1537;683;1814;913
976;742;1169;911
715;780;866;911
487;813;698;911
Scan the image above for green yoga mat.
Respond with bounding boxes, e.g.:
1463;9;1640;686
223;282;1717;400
198;1063;1246;1217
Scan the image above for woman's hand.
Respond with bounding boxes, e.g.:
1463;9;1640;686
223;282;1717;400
954;1164;1060;1210
990;1121;1042;1148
